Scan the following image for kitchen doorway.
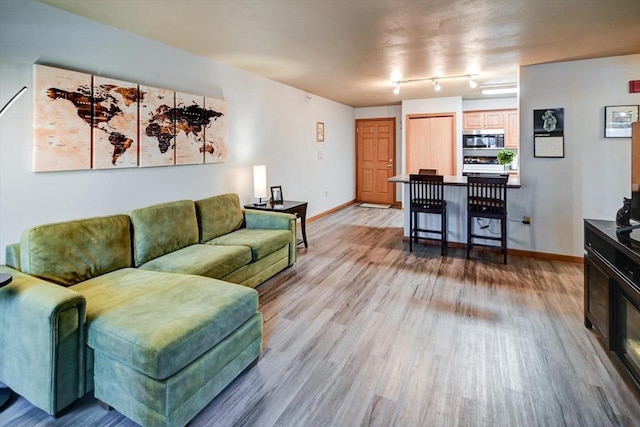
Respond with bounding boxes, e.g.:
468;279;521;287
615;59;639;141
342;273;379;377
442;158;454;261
355;118;396;205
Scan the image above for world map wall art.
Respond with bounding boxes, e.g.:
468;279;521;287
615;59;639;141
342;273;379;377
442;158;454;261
33;64;228;172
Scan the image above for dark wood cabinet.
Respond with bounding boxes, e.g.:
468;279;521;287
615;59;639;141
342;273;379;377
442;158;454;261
584;219;640;393
584;255;611;345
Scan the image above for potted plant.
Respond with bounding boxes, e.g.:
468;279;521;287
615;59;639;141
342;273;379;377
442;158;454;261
497;149;516;173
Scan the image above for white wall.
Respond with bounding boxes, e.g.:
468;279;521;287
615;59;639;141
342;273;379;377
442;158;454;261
355;105;402;201
0;1;355;263
518;53;640;256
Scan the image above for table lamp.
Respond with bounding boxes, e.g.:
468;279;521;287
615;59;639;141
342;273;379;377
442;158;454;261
253;165;267;206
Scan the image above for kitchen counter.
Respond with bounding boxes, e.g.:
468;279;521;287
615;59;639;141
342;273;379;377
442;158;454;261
388;174;521;188
388;174;522;243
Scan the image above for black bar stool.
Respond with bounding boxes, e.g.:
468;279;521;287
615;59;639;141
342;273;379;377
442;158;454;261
409;174;447;255
466;175;509;264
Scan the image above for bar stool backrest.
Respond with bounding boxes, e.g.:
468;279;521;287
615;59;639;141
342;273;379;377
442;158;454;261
409;174;445;212
467;175;508;215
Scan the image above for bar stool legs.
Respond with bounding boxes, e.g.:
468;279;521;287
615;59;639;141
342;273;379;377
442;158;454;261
502;214;507;264
441;208;447;256
467;217;508;264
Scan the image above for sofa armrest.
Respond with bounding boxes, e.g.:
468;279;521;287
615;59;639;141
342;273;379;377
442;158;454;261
0;266;86;416
244;210;297;265
244;209;295;230
5;243;20;270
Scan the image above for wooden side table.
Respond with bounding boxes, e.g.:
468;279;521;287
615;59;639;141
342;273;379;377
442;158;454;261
245;200;308;247
0;273;13;410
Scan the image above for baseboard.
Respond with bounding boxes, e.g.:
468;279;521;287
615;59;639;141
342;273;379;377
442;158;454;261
307;199;357;223
402;238;584;263
508;249;583;264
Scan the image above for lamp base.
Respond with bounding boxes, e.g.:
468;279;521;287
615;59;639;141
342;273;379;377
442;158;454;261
253;197;268;206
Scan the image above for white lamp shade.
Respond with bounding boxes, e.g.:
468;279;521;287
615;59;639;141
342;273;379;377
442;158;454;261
253;165;267;199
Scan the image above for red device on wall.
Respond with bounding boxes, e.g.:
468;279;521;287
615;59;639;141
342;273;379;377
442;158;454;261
630;80;640;93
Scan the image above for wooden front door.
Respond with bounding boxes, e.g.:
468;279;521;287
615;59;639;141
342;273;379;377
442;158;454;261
406;114;456;176
356;118;396;204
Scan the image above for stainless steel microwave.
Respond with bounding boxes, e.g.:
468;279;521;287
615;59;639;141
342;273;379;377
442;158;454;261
462;130;505;148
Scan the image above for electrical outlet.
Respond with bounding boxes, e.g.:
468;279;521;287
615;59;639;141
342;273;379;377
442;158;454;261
523;216;531;225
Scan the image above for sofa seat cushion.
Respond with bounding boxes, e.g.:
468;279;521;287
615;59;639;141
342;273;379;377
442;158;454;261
206;228;292;262
71;268;258;380
137;244;252;279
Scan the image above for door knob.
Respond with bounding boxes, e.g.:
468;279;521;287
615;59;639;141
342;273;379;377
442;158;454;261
386;164;393;167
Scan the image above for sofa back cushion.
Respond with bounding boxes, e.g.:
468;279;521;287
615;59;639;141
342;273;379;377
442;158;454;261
129;200;199;267
20;215;132;286
195;193;244;242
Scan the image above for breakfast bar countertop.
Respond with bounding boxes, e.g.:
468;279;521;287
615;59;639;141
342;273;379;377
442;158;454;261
388;173;522;242
388;174;521;188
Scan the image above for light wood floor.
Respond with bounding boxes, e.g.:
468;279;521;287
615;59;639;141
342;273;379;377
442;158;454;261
2;205;640;426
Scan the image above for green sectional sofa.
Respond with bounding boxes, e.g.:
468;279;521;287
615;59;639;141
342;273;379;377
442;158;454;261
0;193;296;427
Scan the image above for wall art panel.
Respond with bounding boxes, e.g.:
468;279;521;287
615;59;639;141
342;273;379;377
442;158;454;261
33;64;92;171
92;76;139;169
139;85;175;167
204;97;228;164
175;92;205;165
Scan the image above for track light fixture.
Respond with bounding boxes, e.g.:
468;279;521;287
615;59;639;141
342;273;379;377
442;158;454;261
391;74;479;93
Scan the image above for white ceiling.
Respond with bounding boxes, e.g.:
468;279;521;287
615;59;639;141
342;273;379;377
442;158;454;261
41;0;640;108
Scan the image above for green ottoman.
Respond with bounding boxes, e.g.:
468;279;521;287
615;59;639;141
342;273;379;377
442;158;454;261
73;269;263;427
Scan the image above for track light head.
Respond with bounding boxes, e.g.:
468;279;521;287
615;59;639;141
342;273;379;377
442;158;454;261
393;83;400;95
434;80;441;92
468;76;478;89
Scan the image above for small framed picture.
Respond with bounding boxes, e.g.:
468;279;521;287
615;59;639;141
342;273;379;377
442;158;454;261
316;122;325;142
270;185;284;204
605;105;639;138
